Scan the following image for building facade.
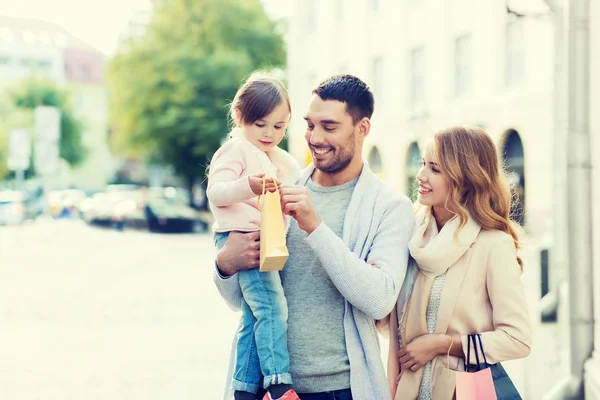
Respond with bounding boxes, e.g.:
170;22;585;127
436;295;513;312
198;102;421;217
0;15;112;191
286;0;600;397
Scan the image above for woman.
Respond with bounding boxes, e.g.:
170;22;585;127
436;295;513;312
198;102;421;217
388;126;532;399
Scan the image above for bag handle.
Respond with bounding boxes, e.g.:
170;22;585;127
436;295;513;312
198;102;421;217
256;176;267;211
471;334;482;367
256;176;279;211
475;334;490;368
465;335;471;372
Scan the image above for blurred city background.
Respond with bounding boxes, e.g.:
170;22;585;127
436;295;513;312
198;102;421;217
0;0;598;398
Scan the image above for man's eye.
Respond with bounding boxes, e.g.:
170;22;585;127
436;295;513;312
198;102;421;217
324;127;335;132
306;125;314;131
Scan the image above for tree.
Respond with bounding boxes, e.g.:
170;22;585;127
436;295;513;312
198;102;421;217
12;79;87;169
107;0;286;207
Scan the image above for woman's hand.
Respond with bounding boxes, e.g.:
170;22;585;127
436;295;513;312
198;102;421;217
398;334;451;372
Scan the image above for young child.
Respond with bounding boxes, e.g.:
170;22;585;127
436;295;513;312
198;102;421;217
207;72;300;400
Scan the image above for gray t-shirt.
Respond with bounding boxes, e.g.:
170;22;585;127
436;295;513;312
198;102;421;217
281;176;358;393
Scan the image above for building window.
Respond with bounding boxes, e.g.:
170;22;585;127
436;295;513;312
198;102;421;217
335;0;344;21
502;129;526;225
454;34;472;97
81;63;91;80
506;19;525;85
410;46;425;109
371;57;384;108
368;147;383;178
306;0;317;33
373;0;380;11
37;59;52;69
406;142;421;201
21;58;34;68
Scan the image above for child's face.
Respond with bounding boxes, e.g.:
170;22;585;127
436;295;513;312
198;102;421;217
240;102;290;152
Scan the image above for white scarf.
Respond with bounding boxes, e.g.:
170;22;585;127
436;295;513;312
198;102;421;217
408;206;481;277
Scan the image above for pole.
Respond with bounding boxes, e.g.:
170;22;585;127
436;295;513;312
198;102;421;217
566;0;593;397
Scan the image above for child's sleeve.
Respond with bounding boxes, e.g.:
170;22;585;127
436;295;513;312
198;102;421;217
207;142;256;207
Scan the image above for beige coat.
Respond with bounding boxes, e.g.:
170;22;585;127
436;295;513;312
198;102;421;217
386;229;532;399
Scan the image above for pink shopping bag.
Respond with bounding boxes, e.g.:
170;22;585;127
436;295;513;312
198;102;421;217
455;368;497;400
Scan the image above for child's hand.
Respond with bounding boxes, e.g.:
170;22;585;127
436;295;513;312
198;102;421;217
249;174;281;195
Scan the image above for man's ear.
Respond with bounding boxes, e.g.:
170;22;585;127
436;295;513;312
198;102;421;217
357;117;371;139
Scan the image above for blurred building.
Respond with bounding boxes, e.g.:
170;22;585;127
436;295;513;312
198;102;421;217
117;7;152;53
286;0;600;398
0;15;113;191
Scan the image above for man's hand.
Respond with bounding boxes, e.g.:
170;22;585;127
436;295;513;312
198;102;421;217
248;174;281;196
216;231;260;276
280;184;321;234
398;334;450;372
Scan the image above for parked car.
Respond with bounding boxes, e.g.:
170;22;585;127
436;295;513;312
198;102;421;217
0;190;39;225
144;197;208;233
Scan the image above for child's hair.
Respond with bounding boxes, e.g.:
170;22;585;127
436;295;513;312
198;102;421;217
230;71;291;126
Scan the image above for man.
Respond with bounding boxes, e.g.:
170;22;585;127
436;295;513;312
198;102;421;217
214;75;414;400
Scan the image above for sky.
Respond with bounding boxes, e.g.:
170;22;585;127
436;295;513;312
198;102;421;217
0;0;152;55
0;0;291;56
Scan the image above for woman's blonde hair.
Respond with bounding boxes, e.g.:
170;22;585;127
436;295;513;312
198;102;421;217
432;126;523;269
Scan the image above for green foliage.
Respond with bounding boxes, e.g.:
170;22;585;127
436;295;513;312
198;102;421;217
12;78;87;167
107;0;286;190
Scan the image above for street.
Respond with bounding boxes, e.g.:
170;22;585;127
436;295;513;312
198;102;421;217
0;219;555;399
0;219;239;399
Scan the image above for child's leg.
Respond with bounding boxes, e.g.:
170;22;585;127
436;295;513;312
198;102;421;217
232;298;263;394
238;269;292;392
214;232;263;395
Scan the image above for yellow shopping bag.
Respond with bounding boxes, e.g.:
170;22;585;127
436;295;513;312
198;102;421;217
257;177;289;272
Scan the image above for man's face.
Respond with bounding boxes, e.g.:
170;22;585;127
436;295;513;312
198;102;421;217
303;95;359;174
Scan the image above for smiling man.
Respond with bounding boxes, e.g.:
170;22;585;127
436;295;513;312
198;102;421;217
214;75;414;400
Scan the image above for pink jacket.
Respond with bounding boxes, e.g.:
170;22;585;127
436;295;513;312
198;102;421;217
207;131;300;233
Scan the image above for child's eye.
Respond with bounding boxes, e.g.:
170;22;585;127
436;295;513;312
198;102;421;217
255;123;265;128
275;126;283;130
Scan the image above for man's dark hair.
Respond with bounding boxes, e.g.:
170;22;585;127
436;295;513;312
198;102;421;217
313;74;374;124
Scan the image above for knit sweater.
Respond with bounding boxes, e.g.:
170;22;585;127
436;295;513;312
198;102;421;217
213;162;414;400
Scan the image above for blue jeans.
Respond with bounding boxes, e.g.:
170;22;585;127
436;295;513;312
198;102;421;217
215;232;292;394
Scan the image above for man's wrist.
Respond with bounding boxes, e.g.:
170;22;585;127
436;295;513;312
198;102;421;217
215;252;234;277
304;218;322;235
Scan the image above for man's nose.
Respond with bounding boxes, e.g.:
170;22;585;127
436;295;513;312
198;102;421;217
309;128;325;145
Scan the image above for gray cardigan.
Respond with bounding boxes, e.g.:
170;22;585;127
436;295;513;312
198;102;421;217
213;162;414;400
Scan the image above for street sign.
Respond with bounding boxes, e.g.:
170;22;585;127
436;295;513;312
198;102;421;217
34;106;61;177
34;106;61;141
7;129;31;171
35;141;60;176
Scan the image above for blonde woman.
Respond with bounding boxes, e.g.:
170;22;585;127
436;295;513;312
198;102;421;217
387;126;532;399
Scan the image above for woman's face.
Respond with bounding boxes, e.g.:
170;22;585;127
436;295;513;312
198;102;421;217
415;142;451;209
